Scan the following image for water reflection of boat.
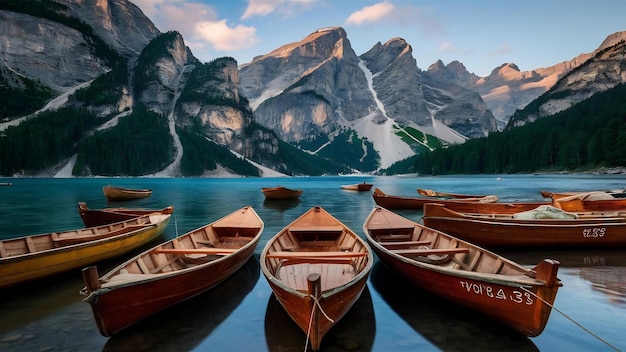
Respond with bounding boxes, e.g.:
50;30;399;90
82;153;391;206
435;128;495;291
370;262;539;352
579;267;626;305
502;248;626;268
263;198;301;211
264;285;375;352
102;256;259;352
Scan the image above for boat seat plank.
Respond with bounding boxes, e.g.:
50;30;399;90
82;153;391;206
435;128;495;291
267;251;367;259
153;248;238;255
392;247;470;256
0;241;6;257
289;226;344;233
280;258;355;265
380;240;431;247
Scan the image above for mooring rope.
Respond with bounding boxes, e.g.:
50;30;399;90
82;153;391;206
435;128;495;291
520;287;621;351
304;294;335;352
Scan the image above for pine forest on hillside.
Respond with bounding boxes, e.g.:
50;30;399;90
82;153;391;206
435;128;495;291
415;83;626;175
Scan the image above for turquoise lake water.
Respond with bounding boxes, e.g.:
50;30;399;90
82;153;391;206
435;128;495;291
0;175;625;351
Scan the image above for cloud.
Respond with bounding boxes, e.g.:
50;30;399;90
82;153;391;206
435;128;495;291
345;1;396;25
195;20;259;51
242;0;318;20
345;2;444;39
131;0;259;59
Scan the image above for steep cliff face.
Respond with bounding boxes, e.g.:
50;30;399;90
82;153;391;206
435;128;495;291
239;27;497;169
0;10;108;93
240;27;374;142
65;0;160;58
507;31;626;128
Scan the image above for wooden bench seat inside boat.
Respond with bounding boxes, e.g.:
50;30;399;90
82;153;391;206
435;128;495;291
392;247;470;256
266;251;367;259
153;248;239;255
379;240;431;249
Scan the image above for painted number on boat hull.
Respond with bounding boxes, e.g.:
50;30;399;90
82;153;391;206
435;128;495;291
459;281;533;305
583;227;606;238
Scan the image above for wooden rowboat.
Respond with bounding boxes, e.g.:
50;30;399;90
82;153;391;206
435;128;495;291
260;206;373;351
81;206;264;336
0;213;171;288
372;187;499;210
422;203;626;248
417;188;487;199
340;182;373;191
553;191;626;212
103;185;152;201
78;202;174;227
541;190;626;199
363;206;562;336
262;186;303;200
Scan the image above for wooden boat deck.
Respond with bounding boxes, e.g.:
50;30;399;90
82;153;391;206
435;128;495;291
367;224;527;277
275;261;357;292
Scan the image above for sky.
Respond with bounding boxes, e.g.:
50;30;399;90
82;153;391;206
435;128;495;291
132;0;626;77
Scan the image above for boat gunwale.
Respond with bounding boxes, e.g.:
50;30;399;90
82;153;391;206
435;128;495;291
94;206;264;290
0;214;171;262
363;207;556;288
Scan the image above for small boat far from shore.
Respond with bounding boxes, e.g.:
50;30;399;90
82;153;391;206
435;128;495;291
103;185;152;201
340;182;373;192
261;186;303;200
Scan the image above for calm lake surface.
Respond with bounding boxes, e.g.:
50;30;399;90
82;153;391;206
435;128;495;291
1;175;625;351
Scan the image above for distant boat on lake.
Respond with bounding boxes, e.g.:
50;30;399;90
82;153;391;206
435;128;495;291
261;186;303;200
103;185;152;201
340;182;373;192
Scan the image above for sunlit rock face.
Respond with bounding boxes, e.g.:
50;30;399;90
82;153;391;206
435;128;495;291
506;31;626;128
240;26;497;150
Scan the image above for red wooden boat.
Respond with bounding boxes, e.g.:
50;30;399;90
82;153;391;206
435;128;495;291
261;206;373;351
417;188;487;199
363;206;562;337
81;206;264;336
78;202;174;227
341;182;373;191
103;185;152;201
423;203;626;248
261;186;303;200
371;187;499;210
553;192;626;212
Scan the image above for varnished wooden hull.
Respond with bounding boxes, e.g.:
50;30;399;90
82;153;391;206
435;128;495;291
0;214;171;288
82;206;264;336
555;197;626;212
261;206;373;351
423;203;626;248
372;187;499;210
262;186;303;200
78;202;174;227
103;185;152;201
341;183;373;191
265;271;370;350
417;188;487;198
363;206;561;337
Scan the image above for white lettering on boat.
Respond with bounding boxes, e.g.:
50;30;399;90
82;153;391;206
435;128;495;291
582;228;606;238
459;281;533;305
